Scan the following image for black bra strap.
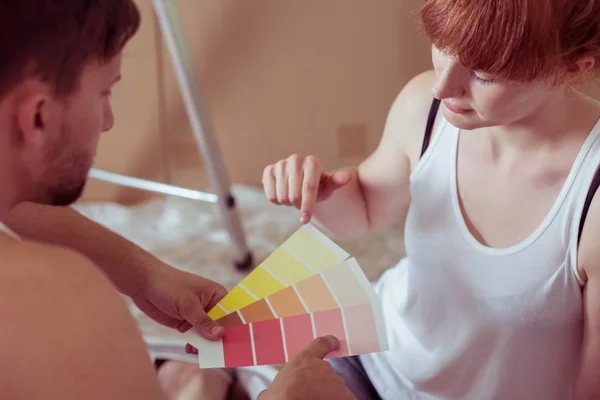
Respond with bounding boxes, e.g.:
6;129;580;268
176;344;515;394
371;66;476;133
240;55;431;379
578;165;600;243
420;98;442;158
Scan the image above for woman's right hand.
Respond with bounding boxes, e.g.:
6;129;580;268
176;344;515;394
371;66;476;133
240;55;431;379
262;154;353;224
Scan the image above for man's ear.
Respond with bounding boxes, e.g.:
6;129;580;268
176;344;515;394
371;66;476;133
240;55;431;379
15;83;53;146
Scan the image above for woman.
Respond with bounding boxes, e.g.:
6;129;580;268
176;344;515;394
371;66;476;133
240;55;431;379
263;0;600;398
159;0;600;399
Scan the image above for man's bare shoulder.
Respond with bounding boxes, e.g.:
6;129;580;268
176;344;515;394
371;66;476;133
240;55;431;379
0;238;108;292
0;239;165;400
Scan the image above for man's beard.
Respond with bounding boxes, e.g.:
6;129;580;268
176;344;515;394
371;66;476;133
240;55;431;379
45;173;88;206
38;127;93;207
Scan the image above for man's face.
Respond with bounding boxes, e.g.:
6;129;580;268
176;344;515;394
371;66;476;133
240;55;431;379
29;55;121;206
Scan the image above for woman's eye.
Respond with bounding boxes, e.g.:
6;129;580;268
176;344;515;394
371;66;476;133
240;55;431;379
472;74;495;85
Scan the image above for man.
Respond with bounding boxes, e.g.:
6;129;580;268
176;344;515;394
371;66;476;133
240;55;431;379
0;1;353;399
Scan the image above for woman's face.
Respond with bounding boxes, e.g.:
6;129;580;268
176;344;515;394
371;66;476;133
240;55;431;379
431;46;556;130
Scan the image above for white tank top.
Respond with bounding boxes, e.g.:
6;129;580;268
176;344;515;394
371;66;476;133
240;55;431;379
360;115;600;400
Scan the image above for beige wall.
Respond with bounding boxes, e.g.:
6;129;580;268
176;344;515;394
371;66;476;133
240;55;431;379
81;0;432;203
81;0;600;204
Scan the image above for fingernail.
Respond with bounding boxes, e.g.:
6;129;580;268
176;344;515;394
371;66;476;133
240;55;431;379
300;212;310;224
210;325;224;336
328;335;340;348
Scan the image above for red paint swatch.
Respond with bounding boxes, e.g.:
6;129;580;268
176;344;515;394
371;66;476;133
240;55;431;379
282;313;315;360
223;324;254;367
313;308;348;358
252;319;286;365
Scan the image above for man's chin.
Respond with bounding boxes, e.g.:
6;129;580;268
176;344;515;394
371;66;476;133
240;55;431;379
45;180;88;207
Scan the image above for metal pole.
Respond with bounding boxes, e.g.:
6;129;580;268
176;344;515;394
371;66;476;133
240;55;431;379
152;0;253;270
89;169;219;202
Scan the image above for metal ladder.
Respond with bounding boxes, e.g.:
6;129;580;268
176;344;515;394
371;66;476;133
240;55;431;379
89;0;253;271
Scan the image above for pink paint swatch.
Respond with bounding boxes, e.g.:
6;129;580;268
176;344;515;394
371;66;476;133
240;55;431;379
313;308;348;358
253;319;286;365
283;313;315;360
223;324;253;367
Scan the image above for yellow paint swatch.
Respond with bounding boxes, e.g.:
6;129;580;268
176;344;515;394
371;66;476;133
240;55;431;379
208;306;227;320
241;267;285;298
216;286;255;314
207;224;349;320
261;248;314;285
283;225;348;272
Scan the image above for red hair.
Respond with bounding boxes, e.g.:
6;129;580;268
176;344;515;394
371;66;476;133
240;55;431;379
420;0;600;81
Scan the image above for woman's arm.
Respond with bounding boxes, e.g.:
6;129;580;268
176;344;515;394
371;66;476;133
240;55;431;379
263;70;438;239
311;70;439;238
573;190;600;399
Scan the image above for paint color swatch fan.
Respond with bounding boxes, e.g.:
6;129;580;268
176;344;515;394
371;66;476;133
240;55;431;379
185;224;389;368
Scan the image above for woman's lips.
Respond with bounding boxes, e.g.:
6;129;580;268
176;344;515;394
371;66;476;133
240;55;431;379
443;99;472;114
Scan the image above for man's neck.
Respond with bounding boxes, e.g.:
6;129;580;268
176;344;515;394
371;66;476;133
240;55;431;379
0;151;25;220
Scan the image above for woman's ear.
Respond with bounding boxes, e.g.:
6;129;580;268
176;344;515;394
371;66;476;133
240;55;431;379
558;56;596;85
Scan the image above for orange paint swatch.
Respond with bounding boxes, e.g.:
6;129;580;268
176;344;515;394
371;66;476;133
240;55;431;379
239;299;275;324
268;286;307;318
295;274;338;312
218;312;243;327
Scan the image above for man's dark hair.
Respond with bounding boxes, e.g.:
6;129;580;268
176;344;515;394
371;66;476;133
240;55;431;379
0;0;140;98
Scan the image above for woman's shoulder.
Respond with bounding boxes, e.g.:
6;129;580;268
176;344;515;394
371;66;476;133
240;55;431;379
391;69;437;120
385;69;443;166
